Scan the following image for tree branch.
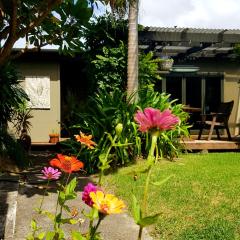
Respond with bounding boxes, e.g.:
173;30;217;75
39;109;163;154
0;0;62;65
17;0;62;39
0;0;18;63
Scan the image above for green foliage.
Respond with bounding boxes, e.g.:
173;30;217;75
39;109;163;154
11;102;33;137
28;174;107;240
138;86;190;159
0;62;28;126
83;15;128;55
92;42;127;92
233;43;240;59
0;62;29;167
0;128;28;167
139;52;161;87
91;42;161;92
61;88;140;173
0;0;93;64
63;85;189;173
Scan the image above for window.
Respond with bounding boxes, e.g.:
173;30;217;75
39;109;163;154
162;74;223;111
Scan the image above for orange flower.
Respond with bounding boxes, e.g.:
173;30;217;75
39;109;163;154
50;154;84;173
75;132;96;149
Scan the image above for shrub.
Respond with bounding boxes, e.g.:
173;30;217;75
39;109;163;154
61;86;190;173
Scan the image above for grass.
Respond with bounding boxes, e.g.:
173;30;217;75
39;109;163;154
103;153;240;239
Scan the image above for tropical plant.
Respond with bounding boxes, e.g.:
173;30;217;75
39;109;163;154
138;85;190;159
62;86;190;173
0;62;30;167
0;62;28;127
92;41;127;92
100;0;139;99
0;128;28;168
60;88;141;173
11;102;33;137
91;42;160;93
0;0;94;66
83;14;128;55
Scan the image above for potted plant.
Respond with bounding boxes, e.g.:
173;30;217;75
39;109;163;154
158;57;174;71
49;131;60;143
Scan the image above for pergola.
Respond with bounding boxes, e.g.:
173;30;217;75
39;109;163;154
139;27;240;60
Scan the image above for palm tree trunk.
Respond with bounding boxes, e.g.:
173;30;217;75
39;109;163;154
127;0;138;101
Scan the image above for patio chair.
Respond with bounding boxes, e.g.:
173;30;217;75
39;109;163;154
197;100;234;141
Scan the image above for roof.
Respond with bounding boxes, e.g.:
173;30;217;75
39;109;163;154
139;27;240;59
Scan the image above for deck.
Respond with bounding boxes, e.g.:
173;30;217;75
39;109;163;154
31;136;240;151
181;135;240;150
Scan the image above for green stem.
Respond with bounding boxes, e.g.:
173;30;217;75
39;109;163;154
54;173;66;231
90;214;104;239
54;190;60;231
139;134;158;240
98;136;117;186
38;179;50;213
142;166;153;216
57;173;71;228
76;145;83;158
138;226;143;240
147;134;158;164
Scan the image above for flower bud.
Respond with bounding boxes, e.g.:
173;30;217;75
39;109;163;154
115;123;123;136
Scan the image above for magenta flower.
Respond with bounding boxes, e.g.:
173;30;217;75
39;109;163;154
134;107;179;133
40;167;62;180
82;183;98;207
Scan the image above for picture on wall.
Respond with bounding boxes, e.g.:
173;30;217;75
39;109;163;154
25;76;50;109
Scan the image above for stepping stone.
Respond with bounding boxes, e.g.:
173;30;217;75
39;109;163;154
0;180;19;239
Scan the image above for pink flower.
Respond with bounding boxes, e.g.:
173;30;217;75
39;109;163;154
82;183;98;207
134;107;179;133
40;167;62;180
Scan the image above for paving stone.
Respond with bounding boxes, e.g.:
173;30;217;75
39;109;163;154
0;181;19;239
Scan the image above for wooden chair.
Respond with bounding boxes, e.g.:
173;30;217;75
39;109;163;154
198;101;234;141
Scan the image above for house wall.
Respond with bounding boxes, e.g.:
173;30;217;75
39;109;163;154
15;61;60;142
194;59;240;135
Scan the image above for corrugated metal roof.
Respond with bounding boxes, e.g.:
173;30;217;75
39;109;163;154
139;27;239;60
141;27;240;43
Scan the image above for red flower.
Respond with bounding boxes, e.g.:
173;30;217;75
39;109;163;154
50;154;84;173
134;107;179;133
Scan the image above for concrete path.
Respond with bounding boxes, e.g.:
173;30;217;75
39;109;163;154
0;151;153;240
0;180;19;239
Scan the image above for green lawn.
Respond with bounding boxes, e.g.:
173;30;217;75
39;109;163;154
103;153;240;239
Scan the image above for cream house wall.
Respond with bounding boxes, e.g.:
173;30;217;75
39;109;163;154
16;61;60;142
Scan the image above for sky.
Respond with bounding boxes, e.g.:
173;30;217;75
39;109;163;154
138;0;240;29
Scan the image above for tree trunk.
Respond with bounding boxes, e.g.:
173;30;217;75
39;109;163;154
127;0;138;101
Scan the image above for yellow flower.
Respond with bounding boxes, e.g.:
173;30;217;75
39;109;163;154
90;191;125;215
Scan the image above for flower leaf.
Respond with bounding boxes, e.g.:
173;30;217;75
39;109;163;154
132;194;141;224
41;210;55;221
45;231;55;240
61;218;78;225
151;174;174;186
37;232;46;239
65;177;77;200
71;231;87;240
30;219;37;230
138;213;161;227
